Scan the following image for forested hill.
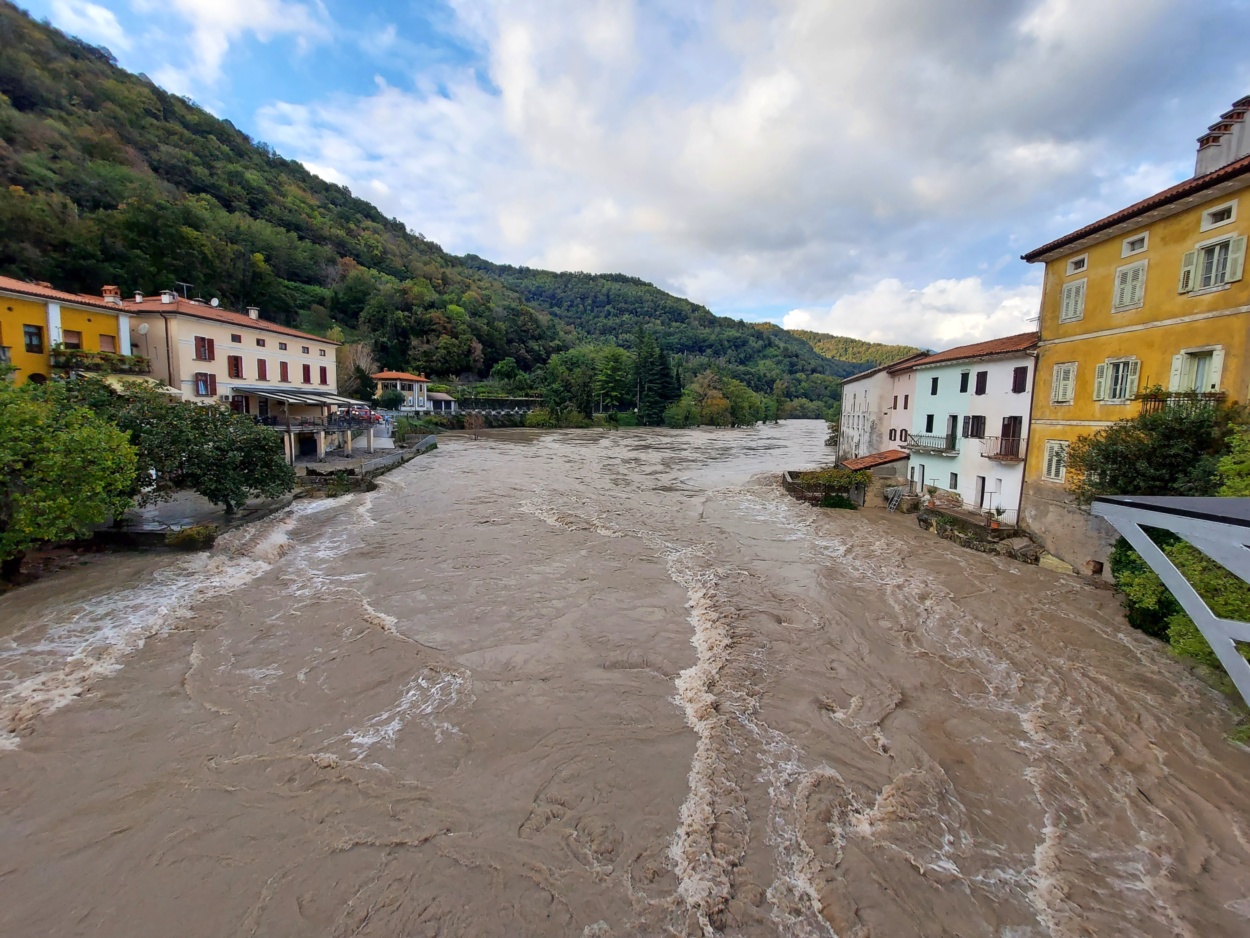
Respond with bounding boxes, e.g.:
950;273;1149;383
462;260;861;403
787;330;925;367
0;2;865;407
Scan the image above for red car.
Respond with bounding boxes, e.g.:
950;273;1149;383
347;406;383;423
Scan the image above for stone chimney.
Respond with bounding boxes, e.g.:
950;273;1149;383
134;291;144;303
246;306;260;320
102;285;122;306
1196;96;1250;175
160;289;176;304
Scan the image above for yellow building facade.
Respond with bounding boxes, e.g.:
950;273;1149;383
0;277;137;384
1020;112;1250;574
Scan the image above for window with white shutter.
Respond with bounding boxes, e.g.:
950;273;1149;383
1098;358;1140;402
1179;234;1245;293
1043;441;1069;482
1112;260;1147;312
1051;362;1076;403
1059;279;1086;322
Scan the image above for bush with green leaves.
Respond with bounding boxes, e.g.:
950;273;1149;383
377;388;406;411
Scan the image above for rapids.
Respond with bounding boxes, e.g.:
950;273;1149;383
1;422;1248;937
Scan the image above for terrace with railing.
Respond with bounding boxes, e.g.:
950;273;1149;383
50;348;150;374
980;436;1027;461
903;433;959;454
257;414;378;430
1137;390;1227;415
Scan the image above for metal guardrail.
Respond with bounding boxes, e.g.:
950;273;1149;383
1137;391;1226;415
981;436;1026;461
257;415;377;430
905;434;958;453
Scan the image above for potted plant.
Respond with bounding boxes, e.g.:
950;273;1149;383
925;485;937;508
990;506;1006;530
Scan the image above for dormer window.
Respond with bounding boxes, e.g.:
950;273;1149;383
1065;254;1087;276
1201;200;1238;232
1122;233;1149;257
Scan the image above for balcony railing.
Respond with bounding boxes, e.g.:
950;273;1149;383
981;436;1027;461
904;433;958;454
1137;391;1227;415
50;348;150;374
257;415;377;430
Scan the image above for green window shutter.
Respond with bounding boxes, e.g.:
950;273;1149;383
1168;353;1184;391
1178;250;1197;292
1114;269;1131;309
1227;236;1247;282
1073;279;1085;319
1210;347;1226;391
1093;363;1107;400
1128;263;1146;306
1051;363;1065;401
1060;284;1073;321
1126;359;1141;398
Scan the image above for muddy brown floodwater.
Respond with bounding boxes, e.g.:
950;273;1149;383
2;422;1250;937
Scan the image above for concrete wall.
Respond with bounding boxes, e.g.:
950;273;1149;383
1020;480;1117;578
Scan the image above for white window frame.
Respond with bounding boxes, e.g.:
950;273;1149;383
1094;357;1141;403
1065;254;1088;276
1200;199;1238;232
1051;362;1077;404
1111;259;1148;312
1059;278;1086;322
1121;231;1149;257
1179;232;1247;294
1043;440;1069;483
1168;345;1225;394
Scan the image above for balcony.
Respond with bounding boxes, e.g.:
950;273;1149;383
257;415;378;430
50;348;150;374
1137;391;1227;415
981;436;1026;462
904;433;959;454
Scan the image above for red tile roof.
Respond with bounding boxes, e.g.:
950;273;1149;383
372;371;429;382
842;351;930;384
1022;154;1250;262
127;296;338;344
841;449;908;471
0;275;122;312
910;332;1038;368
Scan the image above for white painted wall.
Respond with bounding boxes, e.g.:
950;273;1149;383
838;368;893;461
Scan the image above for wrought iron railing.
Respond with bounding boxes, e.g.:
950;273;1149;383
50;348;150;374
1137;391;1226;415
904;433;958;453
981;436;1026;461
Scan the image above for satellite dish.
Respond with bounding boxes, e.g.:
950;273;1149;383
137;323;150;335
210;298;220;307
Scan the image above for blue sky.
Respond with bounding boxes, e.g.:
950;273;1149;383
25;0;1250;348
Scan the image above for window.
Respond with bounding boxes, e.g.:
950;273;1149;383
256;338;266;347
959;371;970;393
280;361;289;382
899;429;908;442
930;376;939;394
230;333;242;343
1060;279;1086;322
925;414;935;433
257;359;268;381
903;394;909;410
302;364;312;384
961;415;986;438
99;334;116;353
1051;362;1077;403
1094;358;1140;402
319;365;328;385
227;355;244;379
1065;254;1088;275
1170;347;1224;393
319;349;327;357
974;371;988;395
194;335;216;361
301;346;310;355
1012;366;1028;393
892;395;898;409
194;372;217;397
278;342;288;351
1121;232;1149;257
1112;260;1148;311
1180;235;1246;293
61;329;83;350
1043;440;1069;482
23;324;43;353
1201;200;1238;232
889;429;897;441
949;473;958;490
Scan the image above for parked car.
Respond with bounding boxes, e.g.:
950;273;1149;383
346;405;383;424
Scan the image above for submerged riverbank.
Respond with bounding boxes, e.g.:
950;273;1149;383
2;422;1248;936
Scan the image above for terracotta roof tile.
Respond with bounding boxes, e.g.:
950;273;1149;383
841;449;908;471
910;332;1038;368
0;275;122;312
842;351;929;384
372;371;429;381
1022;154;1250;261
127;297;338;344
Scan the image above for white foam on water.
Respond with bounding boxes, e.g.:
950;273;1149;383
342;666;471;757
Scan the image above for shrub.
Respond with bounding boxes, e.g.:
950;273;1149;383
819;493;857;510
324;472;352;498
165;524;218;550
797;467;872;493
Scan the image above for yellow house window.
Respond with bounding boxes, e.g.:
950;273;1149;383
1094;358;1140;402
1059;279;1086;322
23;324;43;353
99;334;116;353
1051;362;1077;403
1112;260;1147;312
1169;347;1225;393
62;329;83;350
1043;441;1069;482
1179;234;1246;293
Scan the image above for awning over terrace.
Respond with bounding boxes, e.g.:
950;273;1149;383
228;386;368;407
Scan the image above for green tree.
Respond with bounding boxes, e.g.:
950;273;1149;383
0;381;136;579
378;388;405;410
595;345;634;412
1216;425;1250;495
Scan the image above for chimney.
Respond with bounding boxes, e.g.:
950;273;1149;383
1196;96;1250;175
102;285;122;306
160;290;176;304
134;291;144;303
246;306;260;320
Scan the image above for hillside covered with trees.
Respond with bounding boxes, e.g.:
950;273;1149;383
0;2;873;413
787;330;924;367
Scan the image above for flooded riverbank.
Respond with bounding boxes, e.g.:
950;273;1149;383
2;422;1248;936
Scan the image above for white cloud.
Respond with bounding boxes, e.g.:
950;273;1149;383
246;0;1246;342
131;0;330;93
49;0;130;50
783;278;1042;351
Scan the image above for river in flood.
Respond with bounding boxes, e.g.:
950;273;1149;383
2;421;1249;937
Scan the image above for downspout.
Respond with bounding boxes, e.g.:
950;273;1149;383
160;312;174;388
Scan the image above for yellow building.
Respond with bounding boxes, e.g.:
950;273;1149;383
0;277;140;384
1020;96;1250;574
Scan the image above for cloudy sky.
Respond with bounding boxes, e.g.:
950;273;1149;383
28;0;1250;348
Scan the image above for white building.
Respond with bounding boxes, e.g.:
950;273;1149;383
837;352;926;461
903;333;1038;517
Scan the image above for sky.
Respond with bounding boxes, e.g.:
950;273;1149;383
25;0;1250;349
